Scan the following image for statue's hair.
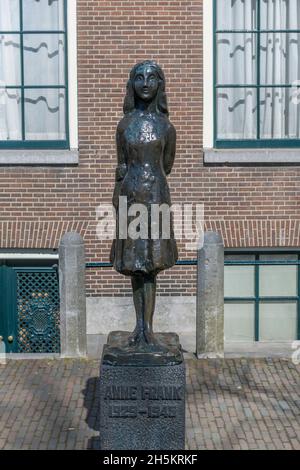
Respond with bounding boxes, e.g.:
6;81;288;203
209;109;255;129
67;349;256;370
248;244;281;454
123;60;169;116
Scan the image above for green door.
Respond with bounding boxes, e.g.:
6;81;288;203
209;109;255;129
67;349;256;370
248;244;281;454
0;264;60;354
0;265;18;353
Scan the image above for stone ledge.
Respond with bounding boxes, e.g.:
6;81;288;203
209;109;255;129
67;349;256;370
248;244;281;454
0;149;79;165
204;148;300;164
224;341;294;358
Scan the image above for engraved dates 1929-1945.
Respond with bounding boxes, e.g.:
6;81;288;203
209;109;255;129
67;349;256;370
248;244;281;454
109;404;177;419
104;384;183;419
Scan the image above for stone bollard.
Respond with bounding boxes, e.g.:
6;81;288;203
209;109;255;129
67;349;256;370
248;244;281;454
59;232;87;357
196;231;224;358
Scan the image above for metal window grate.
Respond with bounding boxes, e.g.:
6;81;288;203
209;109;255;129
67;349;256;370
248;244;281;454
16;270;60;353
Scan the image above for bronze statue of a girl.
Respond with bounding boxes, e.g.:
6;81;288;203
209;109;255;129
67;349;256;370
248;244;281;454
110;61;178;354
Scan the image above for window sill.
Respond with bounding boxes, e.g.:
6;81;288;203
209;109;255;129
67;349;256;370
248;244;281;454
204;148;300;165
0;149;79;166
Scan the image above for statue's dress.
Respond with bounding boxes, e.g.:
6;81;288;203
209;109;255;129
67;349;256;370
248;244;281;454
110;111;178;276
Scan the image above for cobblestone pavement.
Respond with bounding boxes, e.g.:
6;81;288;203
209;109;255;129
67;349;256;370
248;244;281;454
0;358;299;450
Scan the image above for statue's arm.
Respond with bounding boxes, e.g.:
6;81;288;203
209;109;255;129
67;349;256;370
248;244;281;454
113;125;127;209
163;124;176;176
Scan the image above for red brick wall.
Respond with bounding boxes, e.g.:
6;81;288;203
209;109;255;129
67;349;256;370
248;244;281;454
1;1;300;297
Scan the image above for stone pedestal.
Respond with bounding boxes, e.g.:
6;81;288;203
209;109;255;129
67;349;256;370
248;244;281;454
59;232;87;357
196;231;224;358
99;332;186;450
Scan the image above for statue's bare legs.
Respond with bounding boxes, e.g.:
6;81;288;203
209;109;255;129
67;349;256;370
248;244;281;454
129;273;157;347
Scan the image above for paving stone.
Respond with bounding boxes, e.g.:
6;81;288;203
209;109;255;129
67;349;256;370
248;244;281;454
0;358;299;449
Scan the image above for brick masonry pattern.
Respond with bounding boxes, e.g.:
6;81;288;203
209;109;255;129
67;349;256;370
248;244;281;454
0;1;300;296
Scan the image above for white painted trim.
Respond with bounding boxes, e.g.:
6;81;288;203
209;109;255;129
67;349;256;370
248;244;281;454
0;149;78;165
204;148;300;164
0;253;59;260
203;0;214;149
67;0;78;150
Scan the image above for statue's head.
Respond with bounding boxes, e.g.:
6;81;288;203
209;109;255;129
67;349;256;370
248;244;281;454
123;60;169;116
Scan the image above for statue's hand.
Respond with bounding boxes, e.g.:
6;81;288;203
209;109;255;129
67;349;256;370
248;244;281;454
115;163;127;182
113;164;127;209
112;185;120;209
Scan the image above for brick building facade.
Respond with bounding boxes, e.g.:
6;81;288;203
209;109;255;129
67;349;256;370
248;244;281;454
1;1;300;353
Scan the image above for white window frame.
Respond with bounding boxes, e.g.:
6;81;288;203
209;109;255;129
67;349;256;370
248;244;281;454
203;0;300;164
0;0;78;165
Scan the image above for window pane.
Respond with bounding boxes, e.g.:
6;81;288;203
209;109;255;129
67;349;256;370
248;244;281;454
217;0;257;30
260;33;300;85
260;87;300;138
23;0;65;31
217;33;256;85
25;89;66;140
261;0;300;30
0;88;22;140
259;302;297;341
0;34;21;86
225;266;255;297
24;34;65;86
0;0;20;31
259;265;297;296
224;302;255;341
217;88;257;139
